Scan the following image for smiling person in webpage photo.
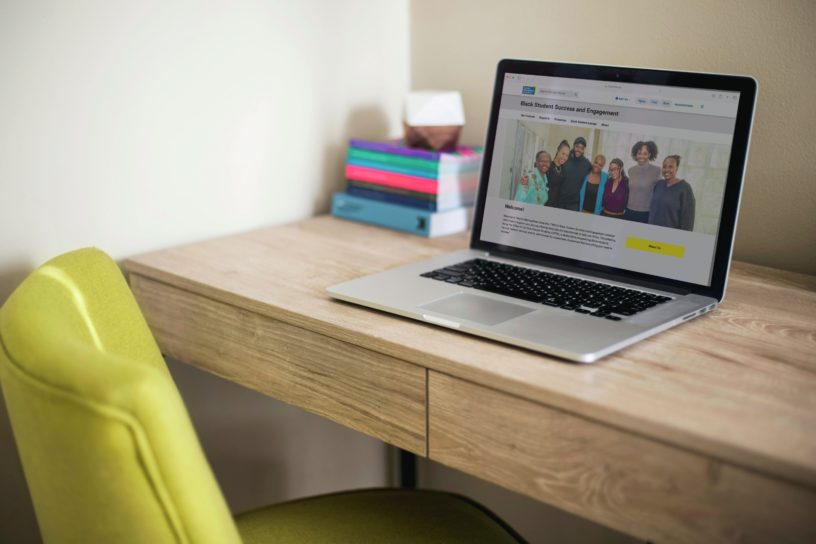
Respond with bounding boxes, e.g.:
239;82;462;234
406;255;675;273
514;150;551;205
625;140;661;223
558;136;592;211
545;139;570;209
579;154;607;214
601;158;629;218
649;154;696;231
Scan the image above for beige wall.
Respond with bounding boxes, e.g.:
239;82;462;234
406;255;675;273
411;0;816;275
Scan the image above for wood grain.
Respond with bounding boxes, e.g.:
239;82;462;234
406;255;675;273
129;273;426;455
124;216;816;490
429;371;816;544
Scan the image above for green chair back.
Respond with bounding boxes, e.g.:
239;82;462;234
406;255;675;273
0;248;242;543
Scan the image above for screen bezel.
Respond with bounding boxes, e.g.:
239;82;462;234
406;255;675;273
469;59;757;300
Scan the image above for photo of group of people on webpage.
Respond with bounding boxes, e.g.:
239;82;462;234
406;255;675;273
514;137;697;231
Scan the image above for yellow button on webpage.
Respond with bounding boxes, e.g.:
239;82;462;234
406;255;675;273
625;237;685;258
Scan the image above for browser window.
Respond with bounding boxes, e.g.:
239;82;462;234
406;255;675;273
480;73;740;286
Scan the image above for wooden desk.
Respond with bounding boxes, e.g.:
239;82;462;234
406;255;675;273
125;216;816;543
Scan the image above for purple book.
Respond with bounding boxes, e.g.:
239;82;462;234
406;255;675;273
349;139;482;163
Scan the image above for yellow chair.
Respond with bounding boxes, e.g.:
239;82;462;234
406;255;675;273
0;248;526;543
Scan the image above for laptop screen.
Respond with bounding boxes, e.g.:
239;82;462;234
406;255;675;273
477;70;744;287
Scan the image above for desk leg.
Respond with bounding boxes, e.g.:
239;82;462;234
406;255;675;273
398;449;417;489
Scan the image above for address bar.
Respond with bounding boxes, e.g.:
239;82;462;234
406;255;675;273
537;89;579;98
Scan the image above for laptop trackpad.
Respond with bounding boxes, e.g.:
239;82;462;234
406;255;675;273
420;293;535;326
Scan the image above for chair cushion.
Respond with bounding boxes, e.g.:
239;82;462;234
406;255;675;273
234;488;526;544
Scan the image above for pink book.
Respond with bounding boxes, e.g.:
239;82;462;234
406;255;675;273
345;165;478;195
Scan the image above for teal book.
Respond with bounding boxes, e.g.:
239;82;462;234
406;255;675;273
331;192;472;237
346;147;481;178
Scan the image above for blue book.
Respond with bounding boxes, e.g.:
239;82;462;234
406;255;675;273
331;192;472;238
346;185;438;211
346;180;476;211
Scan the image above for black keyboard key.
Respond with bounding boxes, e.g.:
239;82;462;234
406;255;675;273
420;259;671;318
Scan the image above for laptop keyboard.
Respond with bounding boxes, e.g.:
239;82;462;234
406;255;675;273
420;258;672;320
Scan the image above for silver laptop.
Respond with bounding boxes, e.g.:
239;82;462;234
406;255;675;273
327;59;757;363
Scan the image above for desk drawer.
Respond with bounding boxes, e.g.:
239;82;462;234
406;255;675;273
428;371;815;543
130;275;426;455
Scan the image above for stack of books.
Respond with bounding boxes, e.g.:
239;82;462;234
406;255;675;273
331;139;483;237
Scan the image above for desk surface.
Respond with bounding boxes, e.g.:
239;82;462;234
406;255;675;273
125;215;816;543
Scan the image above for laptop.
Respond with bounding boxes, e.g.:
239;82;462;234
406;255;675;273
327;59;757;363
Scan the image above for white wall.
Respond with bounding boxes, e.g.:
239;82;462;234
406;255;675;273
0;0;409;300
0;1;409;541
411;0;816;276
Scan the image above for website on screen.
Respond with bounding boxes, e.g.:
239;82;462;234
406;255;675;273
480;73;740;285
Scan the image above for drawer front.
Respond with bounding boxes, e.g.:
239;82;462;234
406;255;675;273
131;274;426;455
429;371;815;543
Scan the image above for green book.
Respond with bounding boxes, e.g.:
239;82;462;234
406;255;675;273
347;147;480;175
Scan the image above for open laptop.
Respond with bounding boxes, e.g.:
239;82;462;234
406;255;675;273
327;59;757;363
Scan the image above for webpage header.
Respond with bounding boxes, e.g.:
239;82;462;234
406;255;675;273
500;94;736;135
504;73;740;119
